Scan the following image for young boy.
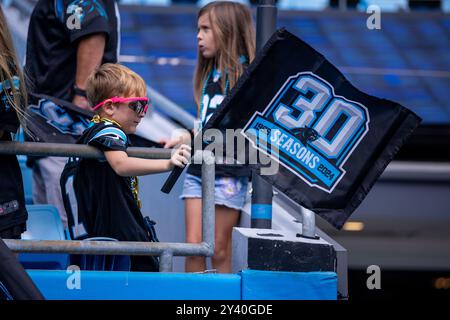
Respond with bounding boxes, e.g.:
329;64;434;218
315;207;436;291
64;63;190;271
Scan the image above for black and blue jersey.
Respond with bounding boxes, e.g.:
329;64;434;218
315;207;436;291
187;69;250;178
61;120;158;271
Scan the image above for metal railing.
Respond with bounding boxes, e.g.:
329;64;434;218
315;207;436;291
147;86;196;130
1;142;215;272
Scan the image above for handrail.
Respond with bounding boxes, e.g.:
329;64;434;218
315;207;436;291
147;86;196;130
8;0;33;16
0;142;215;272
381;161;450;182
0;141;171;159
4;240;212;256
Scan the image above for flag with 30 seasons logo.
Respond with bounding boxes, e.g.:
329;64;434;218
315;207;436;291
203;29;422;229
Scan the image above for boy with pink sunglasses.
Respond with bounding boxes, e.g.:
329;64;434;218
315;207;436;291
61;63;190;271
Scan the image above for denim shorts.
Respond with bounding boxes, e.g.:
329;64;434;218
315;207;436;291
180;174;249;211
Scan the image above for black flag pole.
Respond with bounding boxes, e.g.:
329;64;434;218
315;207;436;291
161;146;191;193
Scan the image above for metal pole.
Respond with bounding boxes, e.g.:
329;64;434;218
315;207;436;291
201;150;215;256
5;151;216;263
256;0;278;53
251;0;277;229
0;141;172;159
159;251;174;272
339;0;348;11
4;239;213;256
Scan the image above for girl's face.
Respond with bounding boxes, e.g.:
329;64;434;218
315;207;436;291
197;13;218;59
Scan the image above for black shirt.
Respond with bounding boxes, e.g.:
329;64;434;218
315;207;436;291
25;0;119;101
0;77;28;233
187;69;250;178
71;120;158;271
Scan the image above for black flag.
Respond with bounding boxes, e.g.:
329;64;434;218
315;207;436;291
203;29;421;229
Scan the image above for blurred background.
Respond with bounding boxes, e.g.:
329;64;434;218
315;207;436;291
4;0;450;300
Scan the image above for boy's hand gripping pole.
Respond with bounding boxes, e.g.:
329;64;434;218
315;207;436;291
161;135;198;194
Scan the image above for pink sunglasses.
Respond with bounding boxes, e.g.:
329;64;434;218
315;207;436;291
92;96;150;115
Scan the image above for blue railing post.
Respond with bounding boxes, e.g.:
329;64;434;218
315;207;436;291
251;0;277;229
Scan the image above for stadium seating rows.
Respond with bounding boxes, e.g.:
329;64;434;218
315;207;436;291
119;6;450;124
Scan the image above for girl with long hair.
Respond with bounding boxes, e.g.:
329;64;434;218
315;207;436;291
0;6;29;240
168;1;256;273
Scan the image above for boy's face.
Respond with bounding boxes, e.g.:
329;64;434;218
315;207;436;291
102;98;145;134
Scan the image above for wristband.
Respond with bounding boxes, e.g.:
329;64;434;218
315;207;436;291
73;85;87;98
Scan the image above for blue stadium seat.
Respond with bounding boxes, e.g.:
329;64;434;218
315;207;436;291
19;205;69;270
278;0;328;10
444;0;450;12
358;0;408;12
18;155;33;205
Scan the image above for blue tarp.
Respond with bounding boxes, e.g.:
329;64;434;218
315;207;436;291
241;270;337;300
28;270;241;300
28;269;337;300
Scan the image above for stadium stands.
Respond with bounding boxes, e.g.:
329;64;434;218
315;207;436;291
120;6;450;126
358;0;408;11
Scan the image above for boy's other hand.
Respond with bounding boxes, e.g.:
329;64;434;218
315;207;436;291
170;144;191;169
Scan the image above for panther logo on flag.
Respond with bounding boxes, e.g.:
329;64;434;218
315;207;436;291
29;99;89;135
243;72;370;193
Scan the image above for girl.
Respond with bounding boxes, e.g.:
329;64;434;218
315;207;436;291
169;1;256;273
0;6;29;240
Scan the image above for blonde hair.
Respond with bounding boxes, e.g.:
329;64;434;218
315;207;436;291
86;63;147;111
194;1;255;115
0;6;28;133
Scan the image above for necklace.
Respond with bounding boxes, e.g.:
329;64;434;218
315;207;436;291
91;115;122;127
130;176;142;209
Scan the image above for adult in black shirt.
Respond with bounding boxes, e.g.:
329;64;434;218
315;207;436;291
24;0;120;227
25;0;120;106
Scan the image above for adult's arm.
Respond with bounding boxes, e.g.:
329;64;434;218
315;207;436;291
72;33;106;109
